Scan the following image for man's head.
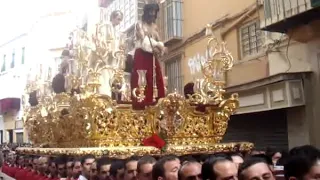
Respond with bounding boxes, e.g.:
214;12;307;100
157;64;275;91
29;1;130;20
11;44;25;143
97;157;112;180
7;151;16;164
49;157;57;177
201;154;237;180
90;161;98;180
142;3;160;24
110;160;125;180
138;156;157;180
266;147;282;165
110;10;123;26
72;158;82;179
184;83;195;99
38;156;49;175
230;153;244;170
178;160;202;180
56;156;67;178
238;157;274;180
66;157;74;178
285;145;320;180
16;155;24;167
124;156;140;180
81;154;96;178
152;155;181;180
33;156;40;171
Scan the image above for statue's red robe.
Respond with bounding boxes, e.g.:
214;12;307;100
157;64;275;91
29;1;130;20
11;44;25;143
131;48;165;109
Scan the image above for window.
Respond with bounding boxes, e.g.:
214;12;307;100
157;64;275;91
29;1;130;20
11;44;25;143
164;0;183;41
240;21;263;57
16;132;24;144
11;50;15;68
21;47;25;64
105;0;137;31
165;56;183;94
1;55;6;72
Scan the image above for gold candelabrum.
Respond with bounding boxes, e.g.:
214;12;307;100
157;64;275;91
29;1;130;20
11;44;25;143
18;23;253;158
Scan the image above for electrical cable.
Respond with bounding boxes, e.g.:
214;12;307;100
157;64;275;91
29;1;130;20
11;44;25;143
285;32;293;72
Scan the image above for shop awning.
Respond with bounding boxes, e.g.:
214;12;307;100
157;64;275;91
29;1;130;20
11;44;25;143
0;68;26;114
0;98;21;114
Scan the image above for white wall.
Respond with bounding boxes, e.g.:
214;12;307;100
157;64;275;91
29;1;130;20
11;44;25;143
0;34;28;100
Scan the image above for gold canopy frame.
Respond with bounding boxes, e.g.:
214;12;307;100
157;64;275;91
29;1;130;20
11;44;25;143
17;24;253;158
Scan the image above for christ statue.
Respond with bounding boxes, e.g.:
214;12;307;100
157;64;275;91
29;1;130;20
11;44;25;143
131;2;167;109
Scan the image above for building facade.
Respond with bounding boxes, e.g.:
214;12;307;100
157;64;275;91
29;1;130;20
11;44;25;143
260;0;320;148
0;2;90;144
158;0;320;149
0;33;28;144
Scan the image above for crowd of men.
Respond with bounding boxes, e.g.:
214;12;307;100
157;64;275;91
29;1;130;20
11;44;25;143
0;145;319;180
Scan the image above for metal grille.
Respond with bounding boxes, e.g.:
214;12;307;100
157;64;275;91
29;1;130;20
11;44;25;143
263;0;311;24
240;21;263;57
165;56;183;94
224;109;289;150
163;0;183;41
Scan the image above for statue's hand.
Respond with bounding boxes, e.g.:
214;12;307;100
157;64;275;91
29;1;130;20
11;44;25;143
163;47;168;55
154;47;161;55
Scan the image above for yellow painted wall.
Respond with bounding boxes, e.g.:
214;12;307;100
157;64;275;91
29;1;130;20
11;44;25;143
178;0;269;87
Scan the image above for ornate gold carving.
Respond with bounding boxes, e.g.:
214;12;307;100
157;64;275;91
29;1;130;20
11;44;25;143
20;24;252;157
16;142;253;158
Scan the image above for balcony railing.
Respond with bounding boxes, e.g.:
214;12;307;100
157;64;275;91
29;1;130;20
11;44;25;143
159;0;183;44
261;0;319;32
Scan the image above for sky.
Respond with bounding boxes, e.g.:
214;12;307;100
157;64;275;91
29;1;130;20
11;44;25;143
0;0;90;45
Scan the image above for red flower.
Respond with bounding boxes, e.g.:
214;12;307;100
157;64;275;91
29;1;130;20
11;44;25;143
142;134;166;149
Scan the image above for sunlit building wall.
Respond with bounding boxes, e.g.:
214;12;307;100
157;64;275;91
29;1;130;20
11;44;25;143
0;33;28;144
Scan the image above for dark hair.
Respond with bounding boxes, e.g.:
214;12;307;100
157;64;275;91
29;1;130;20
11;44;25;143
137;156;156;173
276;151;289;166
284;155;319;180
110;160;125;177
184;82;194;99
52;73;66;94
251;154;273;166
180;155;197;164
152;155;179;180
125;156;140;169
29;91;39;106
97;157;112;172
142;3;159;24
202;155;233;180
265;147;279;159
289;145;320;157
110;10;123;21
56;154;68;165
238;157;270;180
81;154;95;165
284;145;320;180
179;160;201;180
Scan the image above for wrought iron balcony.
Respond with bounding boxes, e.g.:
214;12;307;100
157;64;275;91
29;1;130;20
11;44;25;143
159;0;183;45
261;0;320;33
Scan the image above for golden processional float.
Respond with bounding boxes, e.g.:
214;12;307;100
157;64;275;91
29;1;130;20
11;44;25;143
16;23;253;158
